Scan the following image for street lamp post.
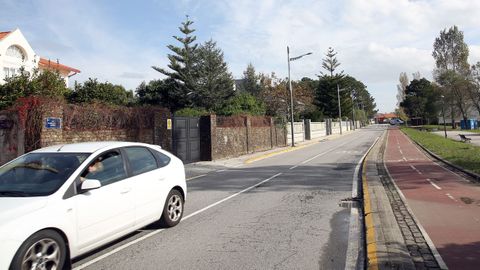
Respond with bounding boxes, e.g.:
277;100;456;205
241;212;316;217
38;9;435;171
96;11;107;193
287;46;312;147
441;95;447;138
351;90;356;130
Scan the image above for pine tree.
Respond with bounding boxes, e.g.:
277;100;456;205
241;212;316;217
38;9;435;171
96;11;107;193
196;40;235;110
315;47;345;118
152;16;198;110
239;63;261;96
321;47;343;77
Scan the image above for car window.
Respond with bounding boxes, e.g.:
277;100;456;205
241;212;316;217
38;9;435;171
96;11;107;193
0;153;89;197
153;150;171;167
124;147;158;176
81;151;126;186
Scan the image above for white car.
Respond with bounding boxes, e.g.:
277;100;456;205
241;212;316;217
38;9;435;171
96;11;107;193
389;118;404;125
0;142;186;270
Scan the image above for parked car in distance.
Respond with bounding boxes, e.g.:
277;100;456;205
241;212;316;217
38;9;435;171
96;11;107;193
0;141;186;270
389;118;404;125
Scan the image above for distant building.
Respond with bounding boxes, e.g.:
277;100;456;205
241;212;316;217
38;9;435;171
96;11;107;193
374;113;397;124
0;28;80;87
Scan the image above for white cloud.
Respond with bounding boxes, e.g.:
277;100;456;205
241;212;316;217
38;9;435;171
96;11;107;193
4;0;480;112
209;0;480;112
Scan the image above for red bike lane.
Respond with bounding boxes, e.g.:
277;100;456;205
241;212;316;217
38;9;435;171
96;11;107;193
384;129;480;270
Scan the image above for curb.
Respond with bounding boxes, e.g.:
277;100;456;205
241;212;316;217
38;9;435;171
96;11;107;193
361;137;381;270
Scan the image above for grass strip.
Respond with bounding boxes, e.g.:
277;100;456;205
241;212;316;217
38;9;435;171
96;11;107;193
401;127;480;174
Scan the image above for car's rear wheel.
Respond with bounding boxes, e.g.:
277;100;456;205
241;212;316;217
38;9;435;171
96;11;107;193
160;189;184;227
10;230;67;270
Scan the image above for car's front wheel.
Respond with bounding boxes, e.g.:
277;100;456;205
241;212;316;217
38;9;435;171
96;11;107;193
160;189;184;227
10;229;67;270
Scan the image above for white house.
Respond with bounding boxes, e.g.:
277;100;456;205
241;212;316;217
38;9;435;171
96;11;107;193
0;28;80;87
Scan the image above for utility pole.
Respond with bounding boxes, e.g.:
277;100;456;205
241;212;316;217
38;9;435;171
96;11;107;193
337;84;342;135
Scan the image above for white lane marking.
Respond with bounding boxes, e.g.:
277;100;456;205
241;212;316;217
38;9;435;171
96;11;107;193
288;139;353;170
73;172;283;270
383;156;449;270
186;174;207;181
216;169;228;172
426;178;442;190
409;164;423;175
446;193;457;202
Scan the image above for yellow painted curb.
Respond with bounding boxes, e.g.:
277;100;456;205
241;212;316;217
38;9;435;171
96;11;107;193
244;145;308;164
363;153;379;270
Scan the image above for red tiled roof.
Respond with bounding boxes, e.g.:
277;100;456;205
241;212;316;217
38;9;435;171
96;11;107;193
383;113;397;118
39;58;80;74
0;31;11;40
375;113;397;119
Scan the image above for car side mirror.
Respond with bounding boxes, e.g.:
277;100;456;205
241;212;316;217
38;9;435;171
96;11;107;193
81;179;101;191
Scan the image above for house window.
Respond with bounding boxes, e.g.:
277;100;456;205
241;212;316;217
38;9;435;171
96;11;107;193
3;68;19;78
6;45;27;62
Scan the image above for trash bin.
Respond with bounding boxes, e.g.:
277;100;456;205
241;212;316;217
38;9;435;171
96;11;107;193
460;119;476;130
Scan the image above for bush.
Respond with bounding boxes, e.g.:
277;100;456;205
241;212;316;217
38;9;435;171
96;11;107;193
174;107;210;117
217;93;265;116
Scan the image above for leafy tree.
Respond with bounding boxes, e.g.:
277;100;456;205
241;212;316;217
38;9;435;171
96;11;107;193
238;63;261;96
468;62;480;116
152;16;199;110
136;78;179;109
435;70;471;121
321;47;343;77
433;26;469;73
0;69;69;110
258;73;313;119
400;78;440;124
343;75;377;119
315;74;376;120
217;92;265;116
432;25;470;127
195;40;235;111
69;78;132;106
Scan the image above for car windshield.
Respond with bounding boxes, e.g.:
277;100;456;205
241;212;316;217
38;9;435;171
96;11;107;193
0;153;90;197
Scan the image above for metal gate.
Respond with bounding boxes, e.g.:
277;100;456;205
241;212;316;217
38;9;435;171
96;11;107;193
172;117;200;163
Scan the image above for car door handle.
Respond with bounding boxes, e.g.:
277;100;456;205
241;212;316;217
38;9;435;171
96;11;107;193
120;188;131;194
158;178;165;181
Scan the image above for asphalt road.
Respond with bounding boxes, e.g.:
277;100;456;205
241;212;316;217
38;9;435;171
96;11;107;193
72;126;384;270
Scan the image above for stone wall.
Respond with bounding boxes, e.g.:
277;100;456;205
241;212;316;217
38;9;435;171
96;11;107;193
0;101;172;165
202;115;287;160
0;111;23;165
40;103;172;151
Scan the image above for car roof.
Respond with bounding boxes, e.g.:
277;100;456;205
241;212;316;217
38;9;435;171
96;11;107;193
31;141;160;154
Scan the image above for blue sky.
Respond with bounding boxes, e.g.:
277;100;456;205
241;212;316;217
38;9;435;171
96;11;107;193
2;0;480;113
